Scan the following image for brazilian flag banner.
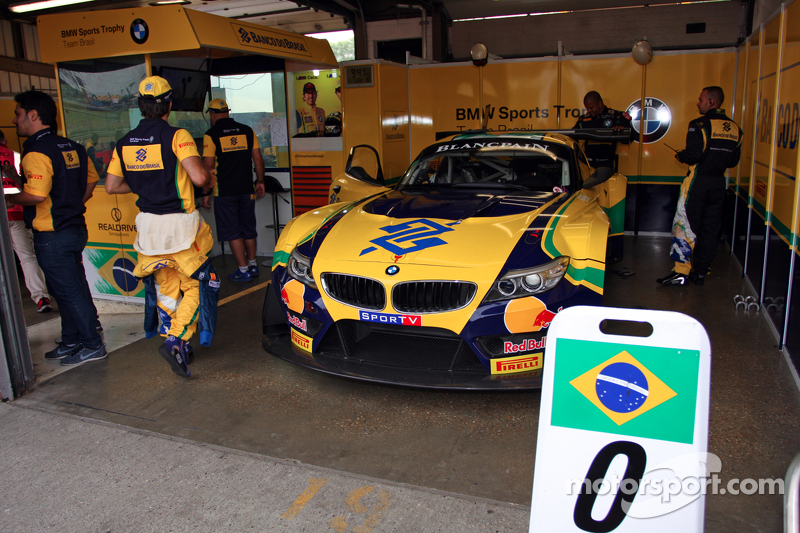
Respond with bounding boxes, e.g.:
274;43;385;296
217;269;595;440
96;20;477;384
530;306;711;533
551;339;700;445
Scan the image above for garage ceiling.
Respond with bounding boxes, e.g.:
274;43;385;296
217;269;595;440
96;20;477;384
0;0;739;33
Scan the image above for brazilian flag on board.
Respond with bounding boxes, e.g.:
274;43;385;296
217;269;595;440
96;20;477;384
551;338;700;445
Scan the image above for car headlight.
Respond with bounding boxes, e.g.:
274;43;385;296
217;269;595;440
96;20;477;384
483;256;570;302
288;249;317;288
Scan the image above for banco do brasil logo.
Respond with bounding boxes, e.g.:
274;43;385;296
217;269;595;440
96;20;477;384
131;19;149;45
626;97;671;144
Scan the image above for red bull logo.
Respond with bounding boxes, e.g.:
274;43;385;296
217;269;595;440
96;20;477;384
504;297;560;334
281;279;306;314
287;311;307;332
504;336;546;354
533;309;557;329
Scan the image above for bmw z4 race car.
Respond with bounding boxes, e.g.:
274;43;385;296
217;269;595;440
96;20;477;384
262;131;627;389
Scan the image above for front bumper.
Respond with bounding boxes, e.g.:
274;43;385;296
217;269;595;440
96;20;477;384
261;284;543;390
261;327;542;390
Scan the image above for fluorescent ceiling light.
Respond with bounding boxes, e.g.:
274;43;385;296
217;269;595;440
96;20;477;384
10;0;94;13
453;0;730;22
152;0;190;4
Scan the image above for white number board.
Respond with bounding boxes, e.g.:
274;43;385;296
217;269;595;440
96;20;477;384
530;306;711;532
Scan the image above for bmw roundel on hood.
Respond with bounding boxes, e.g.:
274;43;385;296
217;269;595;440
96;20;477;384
261;131;627;390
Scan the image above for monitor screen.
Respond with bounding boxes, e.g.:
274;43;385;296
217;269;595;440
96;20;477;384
158;67;210;112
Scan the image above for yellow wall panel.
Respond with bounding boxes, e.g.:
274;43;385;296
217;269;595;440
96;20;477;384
378;63;410;181
560;56;641;126
409;64;480;157
343;72;382;151
481;60;559;130
641;52;737;179
741;33;762;195
753;18;783;213
561;57;641;175
732;46;748;191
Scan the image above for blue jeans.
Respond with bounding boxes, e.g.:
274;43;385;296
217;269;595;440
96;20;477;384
33;225;102;348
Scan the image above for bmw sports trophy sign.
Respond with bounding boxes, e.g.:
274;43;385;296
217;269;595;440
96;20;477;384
530;306;711;532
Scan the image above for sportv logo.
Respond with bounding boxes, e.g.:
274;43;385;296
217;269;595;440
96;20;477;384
566;451;784;519
359;311;421;326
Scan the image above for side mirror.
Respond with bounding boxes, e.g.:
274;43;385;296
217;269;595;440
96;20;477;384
582;167;614;189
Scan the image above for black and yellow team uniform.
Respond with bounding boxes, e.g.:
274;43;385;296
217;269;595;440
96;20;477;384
671;109;742;277
202;117;261;242
21;129;102;348
108;118;217;344
573;107;632;169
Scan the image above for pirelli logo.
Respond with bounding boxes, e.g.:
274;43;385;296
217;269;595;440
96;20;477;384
291;328;312;352
62;150;80;170
221;135;248;153
122;145;164;171
491;353;543;375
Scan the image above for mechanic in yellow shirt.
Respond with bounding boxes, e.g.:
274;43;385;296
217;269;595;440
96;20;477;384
105;76;216;378
6;90;103;366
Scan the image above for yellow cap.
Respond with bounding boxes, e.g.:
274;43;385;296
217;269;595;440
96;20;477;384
138;76;172;102
207;98;229;113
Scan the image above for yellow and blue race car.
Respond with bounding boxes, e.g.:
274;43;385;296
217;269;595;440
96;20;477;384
262;131;627;389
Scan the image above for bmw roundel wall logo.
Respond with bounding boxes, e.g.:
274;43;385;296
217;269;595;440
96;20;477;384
131;19;149;45
626;97;671;144
386;265;399;276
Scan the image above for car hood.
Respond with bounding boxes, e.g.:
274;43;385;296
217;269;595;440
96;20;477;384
310;189;565;271
363;188;557;220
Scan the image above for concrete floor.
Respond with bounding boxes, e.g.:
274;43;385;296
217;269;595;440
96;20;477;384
9;238;800;532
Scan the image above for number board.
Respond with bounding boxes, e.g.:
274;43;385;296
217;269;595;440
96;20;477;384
530;306;711;533
344;65;374;88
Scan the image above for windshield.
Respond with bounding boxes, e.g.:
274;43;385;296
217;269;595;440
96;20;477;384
397;139;576;192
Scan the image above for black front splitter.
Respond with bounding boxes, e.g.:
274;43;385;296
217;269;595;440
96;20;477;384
261;330;543;391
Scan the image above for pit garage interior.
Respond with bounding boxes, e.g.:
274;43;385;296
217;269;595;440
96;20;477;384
0;0;799;532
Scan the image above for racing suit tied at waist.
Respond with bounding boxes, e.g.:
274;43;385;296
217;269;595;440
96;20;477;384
136;220;220;346
134;210;202;255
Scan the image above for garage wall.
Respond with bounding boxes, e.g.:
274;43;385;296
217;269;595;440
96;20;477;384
366;18;434;62
728;1;800;376
449;1;744;60
754;0;786;27
0;21;56;99
406;47;736;234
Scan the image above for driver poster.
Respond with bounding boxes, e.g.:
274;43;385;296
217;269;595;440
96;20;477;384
293;70;341;137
